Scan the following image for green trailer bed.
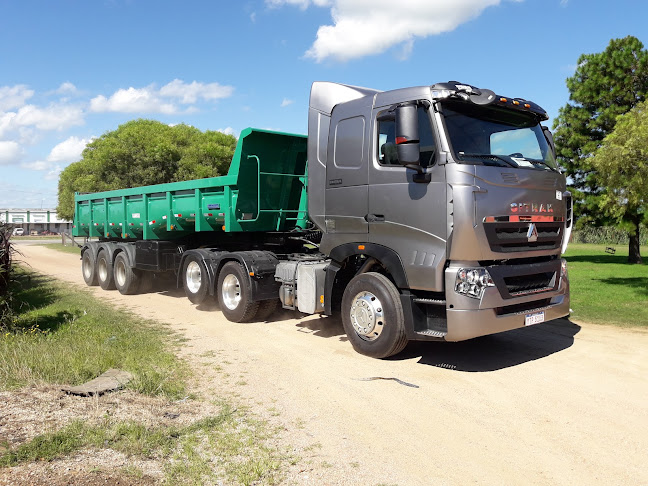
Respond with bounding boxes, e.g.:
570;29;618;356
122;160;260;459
72;128;308;240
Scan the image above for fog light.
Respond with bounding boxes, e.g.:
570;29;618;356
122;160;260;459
455;267;495;299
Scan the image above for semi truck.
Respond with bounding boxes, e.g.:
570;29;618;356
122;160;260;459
73;81;572;358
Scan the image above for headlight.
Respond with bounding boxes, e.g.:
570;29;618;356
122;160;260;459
561;258;568;278
455;268;495;299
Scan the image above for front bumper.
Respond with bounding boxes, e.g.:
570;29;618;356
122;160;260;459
443;260;570;341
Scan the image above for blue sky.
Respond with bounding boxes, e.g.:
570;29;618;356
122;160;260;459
0;0;646;209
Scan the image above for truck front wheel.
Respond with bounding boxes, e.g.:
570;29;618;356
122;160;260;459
96;250;116;290
182;256;210;305
217;261;259;322
81;250;98;286
341;272;408;359
113;252;141;295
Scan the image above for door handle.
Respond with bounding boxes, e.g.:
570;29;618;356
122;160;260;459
365;214;385;223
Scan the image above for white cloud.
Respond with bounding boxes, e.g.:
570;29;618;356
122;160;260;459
159;79;234;104
217;127;236;136
12;103;85;131
56;82;78;94
266;0;332;9
90;86;177;114
47;136;93;163
0;85;34;111
90;80;234;114
280;98;294;107
270;0;510;62
0;141;21;165
21;160;50;171
21;136;94;173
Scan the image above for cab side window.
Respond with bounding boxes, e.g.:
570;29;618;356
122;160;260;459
377;106;436;167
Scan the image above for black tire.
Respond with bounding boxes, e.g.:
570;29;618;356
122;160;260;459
81;250;98;286
182;255;211;305
256;299;279;321
113;252;141;295
341;272;408;359
217;261;259;322
96;250;116;290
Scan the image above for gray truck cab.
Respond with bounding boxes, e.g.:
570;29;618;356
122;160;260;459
307;81;571;357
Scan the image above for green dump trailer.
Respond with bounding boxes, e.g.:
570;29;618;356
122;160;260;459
73;128;309;240
74;81;571;359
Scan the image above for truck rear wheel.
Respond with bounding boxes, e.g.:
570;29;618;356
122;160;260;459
81;250;98;286
217;261;259;322
341;272;408;359
113;252;141;295
182;256;210;305
97;250;116;290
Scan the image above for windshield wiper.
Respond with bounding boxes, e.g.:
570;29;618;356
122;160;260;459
457;153;519;168
526;158;558;172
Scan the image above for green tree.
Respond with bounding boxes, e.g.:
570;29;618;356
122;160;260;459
591;101;648;264
553;36;648;226
57;120;236;219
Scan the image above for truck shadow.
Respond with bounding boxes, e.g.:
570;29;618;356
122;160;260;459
392;318;581;372
294;314;348;340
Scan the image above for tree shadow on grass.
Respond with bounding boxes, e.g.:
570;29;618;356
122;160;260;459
565;253;647;265
390;318;581;372
595;277;648;296
7;274;80;333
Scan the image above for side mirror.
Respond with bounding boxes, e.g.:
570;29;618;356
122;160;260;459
542;126;556;159
395;104;420;166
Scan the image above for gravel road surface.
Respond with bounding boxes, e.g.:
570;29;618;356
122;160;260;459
14;243;648;485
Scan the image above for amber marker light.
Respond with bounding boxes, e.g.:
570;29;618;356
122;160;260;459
499;97;507;102
358;245;365;250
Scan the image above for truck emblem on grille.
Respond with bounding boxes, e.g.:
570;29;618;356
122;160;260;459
527;223;539;242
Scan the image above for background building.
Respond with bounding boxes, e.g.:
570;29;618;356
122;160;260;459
0;209;71;235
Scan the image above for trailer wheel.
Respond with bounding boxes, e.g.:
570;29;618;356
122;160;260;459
113;252;141;295
96;250;116;290
182;256;210;305
81;250;98;286
341;272;408;359
217;261;259;322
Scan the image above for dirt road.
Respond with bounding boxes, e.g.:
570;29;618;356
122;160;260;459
15;244;648;485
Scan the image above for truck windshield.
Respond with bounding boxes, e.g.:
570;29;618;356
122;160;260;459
441;101;558;171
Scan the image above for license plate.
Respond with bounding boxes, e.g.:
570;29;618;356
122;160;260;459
525;311;545;326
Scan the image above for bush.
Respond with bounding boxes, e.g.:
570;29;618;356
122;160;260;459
0;222;16;329
572;225;648;245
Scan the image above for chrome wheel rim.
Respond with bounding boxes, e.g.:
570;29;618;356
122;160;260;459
185;261;202;294
221;273;241;310
98;257;108;282
82;255;92;279
349;291;384;341
115;260;126;287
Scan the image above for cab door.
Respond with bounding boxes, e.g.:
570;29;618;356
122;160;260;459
324;101;370;237
368;103;447;291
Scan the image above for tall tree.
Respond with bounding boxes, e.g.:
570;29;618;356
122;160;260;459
57;120;237;219
591;101;648;264
553;36;648;225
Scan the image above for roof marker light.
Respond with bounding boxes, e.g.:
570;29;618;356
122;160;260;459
500;97;508;103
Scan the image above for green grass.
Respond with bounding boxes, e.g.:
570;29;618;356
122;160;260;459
0;267;187;397
563;243;648;327
42;243;82;255
0;266;296;484
0;404;290;485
